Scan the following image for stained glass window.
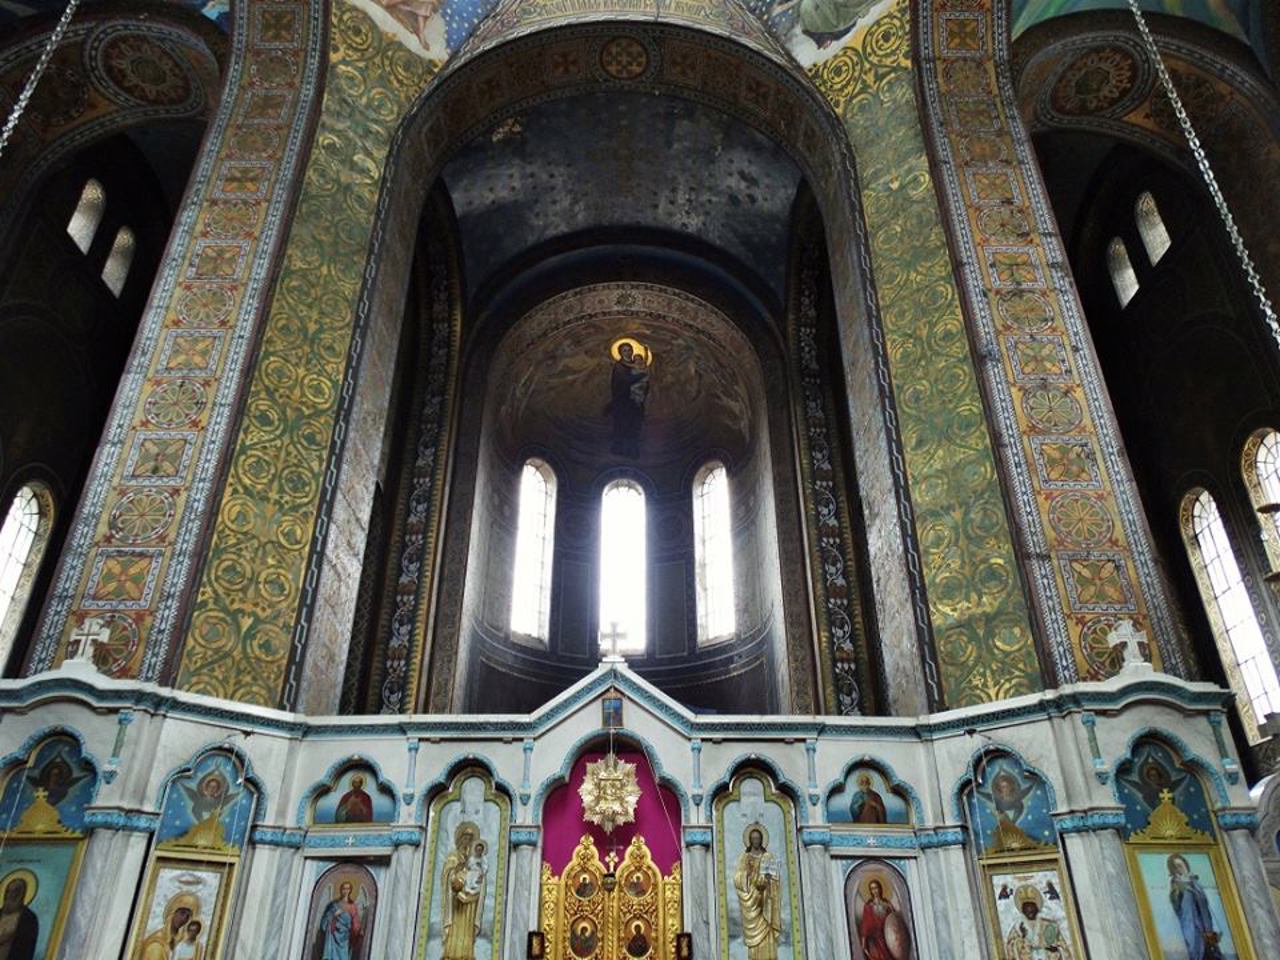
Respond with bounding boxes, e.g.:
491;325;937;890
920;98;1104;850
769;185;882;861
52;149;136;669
510;459;556;641
599;479;646;655
693;461;735;643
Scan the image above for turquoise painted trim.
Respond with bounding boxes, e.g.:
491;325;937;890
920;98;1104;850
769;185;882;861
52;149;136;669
416;754;518;824
252;826;305;848
84;809;158;833
0;724;102;805
916;829;965;849
684;827;712;847
949;743;1060;826
1111;728;1231;807
820;754;925;825
828;831;918;850
0;669;1233;743
511;827;539;846
1053;811;1126;834
302;830;414;849
800;827;831;846
295;752;399;826
530;726;691;820
702;752;805;819
1217;811;1258;831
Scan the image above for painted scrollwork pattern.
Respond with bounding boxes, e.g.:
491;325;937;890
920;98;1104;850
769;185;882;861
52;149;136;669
809;0;1042;706
180;1;437;704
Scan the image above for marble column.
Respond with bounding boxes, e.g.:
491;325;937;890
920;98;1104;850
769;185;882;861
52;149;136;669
56;819;153;959
919;835;985;960
799;829;839;960
507;827;541;959
1058;821;1144;960
682;827;713;959
1222;821;1280;956
231;835;303;956
385;832;426;959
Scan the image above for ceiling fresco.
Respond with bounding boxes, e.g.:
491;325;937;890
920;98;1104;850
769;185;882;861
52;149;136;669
1012;0;1252;43
0;0;229;31
443;90;803;305
487;283;765;486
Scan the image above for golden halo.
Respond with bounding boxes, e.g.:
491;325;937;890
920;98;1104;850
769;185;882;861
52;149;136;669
741;822;770;849
1014;884;1043;911
861;873;889;902
455;820;480;849
609;337;652;366
0;869;36;905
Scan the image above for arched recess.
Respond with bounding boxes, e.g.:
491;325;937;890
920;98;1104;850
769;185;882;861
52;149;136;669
293;15;936;717
1013;11;1280;769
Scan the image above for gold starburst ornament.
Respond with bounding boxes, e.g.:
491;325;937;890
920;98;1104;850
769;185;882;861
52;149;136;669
579;753;641;833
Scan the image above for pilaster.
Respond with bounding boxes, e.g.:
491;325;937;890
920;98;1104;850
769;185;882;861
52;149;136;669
55;820;152;959
1221;816;1280;956
682;826;713;960
230;837;303;956
919;834;986;960
507;826;542;959
798;828;840;960
1057;822;1145;959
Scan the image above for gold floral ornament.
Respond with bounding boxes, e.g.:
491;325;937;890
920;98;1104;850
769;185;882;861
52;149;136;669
579;754;641;833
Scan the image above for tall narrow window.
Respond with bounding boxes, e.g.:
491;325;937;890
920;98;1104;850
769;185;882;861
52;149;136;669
510;459;556;641
1181;489;1280;739
0;484;53;670
599;479;646;655
66;179;105;254
1244;429;1280;570
101;226;135;297
1135;190;1172;266
1107;236;1139;307
693;461;735;643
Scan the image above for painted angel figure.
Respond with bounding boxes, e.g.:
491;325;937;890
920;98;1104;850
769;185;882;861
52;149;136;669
181;768;240;825
311;880;367;960
977;766;1036;825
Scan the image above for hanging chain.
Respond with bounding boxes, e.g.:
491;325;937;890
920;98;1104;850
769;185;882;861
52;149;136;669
1126;0;1280;349
0;0;82;163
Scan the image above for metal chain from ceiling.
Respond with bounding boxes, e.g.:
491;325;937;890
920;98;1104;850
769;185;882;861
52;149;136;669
1126;0;1280;349
0;0;82;163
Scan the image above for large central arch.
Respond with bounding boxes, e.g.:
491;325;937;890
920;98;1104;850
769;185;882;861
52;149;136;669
325;14;936;715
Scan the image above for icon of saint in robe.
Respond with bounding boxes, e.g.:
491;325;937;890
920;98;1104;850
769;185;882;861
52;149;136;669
139;891;200;960
625;919;651;958
856;877;912;960
606;338;651;458
569;919;597;958
335;774;373;823
733;823;782;960
441;822;485;960
1002;885;1072;960
849;772;888;824
312;881;366;960
0;875;38;960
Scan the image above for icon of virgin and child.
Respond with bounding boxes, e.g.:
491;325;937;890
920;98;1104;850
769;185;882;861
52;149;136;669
440;821;489;960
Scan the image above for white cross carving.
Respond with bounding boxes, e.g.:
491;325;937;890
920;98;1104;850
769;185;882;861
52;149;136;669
1107;619;1148;666
68;618;109;664
600;621;626;661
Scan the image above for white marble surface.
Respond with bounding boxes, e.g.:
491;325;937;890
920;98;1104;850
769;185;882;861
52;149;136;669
56;827;150;959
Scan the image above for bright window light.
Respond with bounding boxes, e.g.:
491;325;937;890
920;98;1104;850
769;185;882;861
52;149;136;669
693;461;735;643
66;179;105;254
599;479;646;655
1187;489;1280;734
510;459;556;640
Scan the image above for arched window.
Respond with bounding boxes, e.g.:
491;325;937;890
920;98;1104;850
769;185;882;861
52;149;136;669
1243;428;1280;570
693;461;735;643
599;479;646;655
510;459;556;641
1181;489;1280;739
1135;190;1172;266
0;484;53;669
101;226;135;297
66;179;105;254
1107;236;1139;307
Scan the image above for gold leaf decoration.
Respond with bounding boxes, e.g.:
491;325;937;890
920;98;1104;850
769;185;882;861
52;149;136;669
579;753;641;834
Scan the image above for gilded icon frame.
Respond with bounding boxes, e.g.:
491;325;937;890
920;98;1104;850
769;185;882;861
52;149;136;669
978;852;1086;959
123;849;238;960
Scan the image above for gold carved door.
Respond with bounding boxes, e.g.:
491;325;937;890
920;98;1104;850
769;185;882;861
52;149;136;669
540;835;682;960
